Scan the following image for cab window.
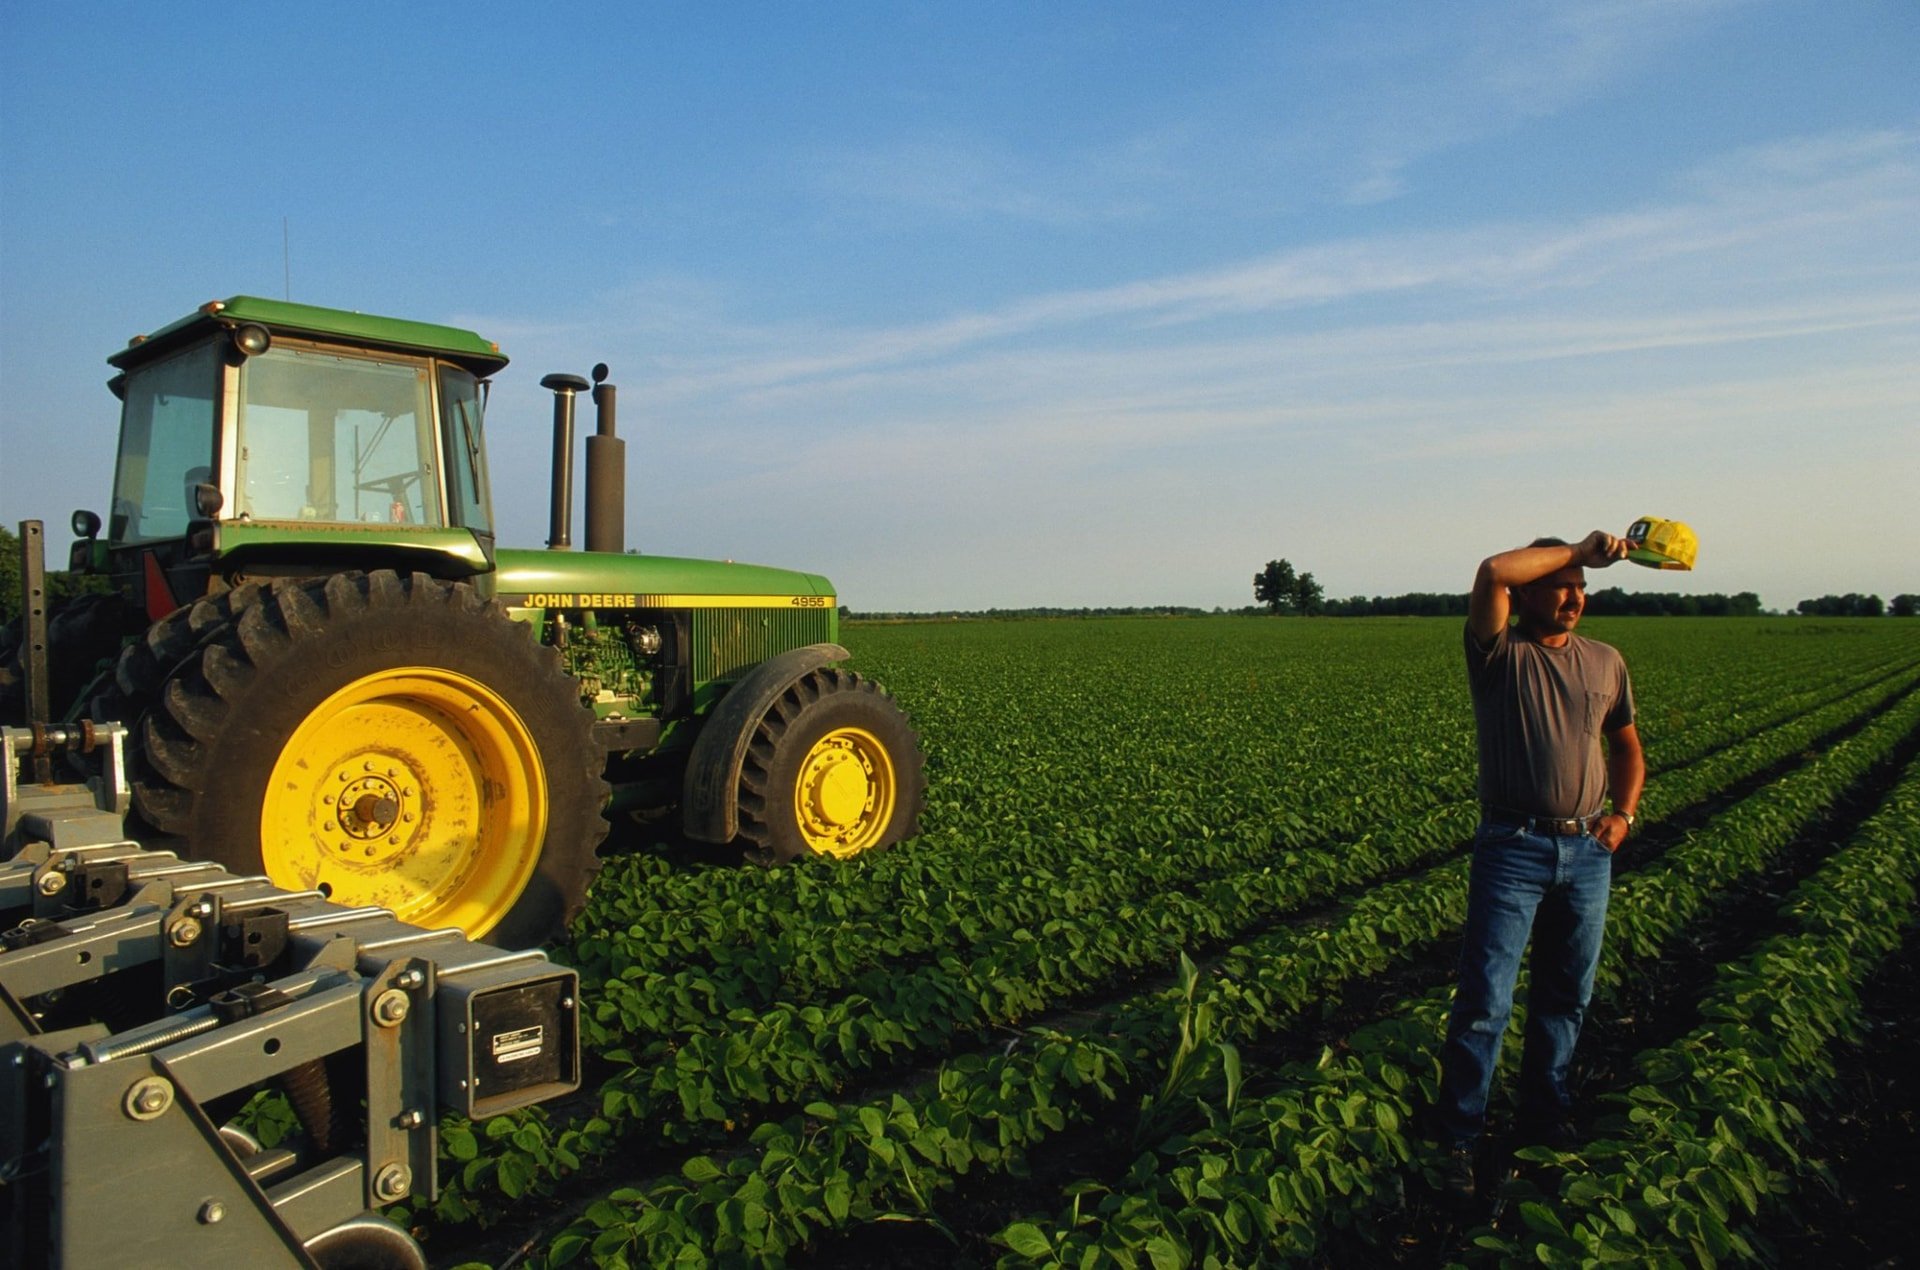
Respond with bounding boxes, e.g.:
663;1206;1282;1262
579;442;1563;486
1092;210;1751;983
110;341;220;543
234;344;441;526
439;366;493;535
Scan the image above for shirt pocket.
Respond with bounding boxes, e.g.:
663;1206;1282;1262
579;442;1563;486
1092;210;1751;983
1584;691;1610;736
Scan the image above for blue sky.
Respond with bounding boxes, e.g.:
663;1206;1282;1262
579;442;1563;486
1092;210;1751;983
2;2;1915;611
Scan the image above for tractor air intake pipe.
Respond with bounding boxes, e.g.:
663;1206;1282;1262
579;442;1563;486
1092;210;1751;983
584;363;625;554
540;372;590;550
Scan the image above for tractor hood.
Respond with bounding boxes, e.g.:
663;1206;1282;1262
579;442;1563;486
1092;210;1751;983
492;549;836;610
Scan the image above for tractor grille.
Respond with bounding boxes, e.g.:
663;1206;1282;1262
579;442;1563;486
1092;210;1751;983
692;607;835;685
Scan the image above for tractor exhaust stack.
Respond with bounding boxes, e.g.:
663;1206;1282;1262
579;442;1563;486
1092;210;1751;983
540;373;590;550
584;363;625;554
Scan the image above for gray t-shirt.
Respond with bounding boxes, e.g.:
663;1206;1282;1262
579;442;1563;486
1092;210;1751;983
1464;624;1634;820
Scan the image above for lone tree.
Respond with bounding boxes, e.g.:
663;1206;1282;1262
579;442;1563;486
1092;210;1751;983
1254;559;1325;615
1255;559;1298;613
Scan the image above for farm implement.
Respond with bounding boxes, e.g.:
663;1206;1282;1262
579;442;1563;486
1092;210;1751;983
0;721;580;1267
0;296;926;948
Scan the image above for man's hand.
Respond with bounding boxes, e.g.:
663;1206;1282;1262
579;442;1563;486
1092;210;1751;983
1575;530;1631;569
1595;812;1630;853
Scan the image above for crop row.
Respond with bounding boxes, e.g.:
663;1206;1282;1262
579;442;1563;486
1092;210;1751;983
572;656;1919;1081
570;622;1914;997
512;678;1920;1263
989;679;1920;1266
424;662;1920;1230
1473;751;1920;1267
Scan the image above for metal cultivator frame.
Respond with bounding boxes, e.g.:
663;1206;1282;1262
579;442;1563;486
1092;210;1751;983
1;722;581;1268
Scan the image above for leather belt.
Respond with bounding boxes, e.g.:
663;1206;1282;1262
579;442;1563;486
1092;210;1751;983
1482;807;1602;837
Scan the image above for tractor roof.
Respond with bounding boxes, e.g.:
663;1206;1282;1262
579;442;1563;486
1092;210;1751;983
110;296;510;377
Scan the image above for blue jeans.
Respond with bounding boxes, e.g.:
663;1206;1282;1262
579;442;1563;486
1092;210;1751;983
1436;821;1613;1147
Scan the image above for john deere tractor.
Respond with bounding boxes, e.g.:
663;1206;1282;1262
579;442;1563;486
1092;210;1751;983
3;296;924;946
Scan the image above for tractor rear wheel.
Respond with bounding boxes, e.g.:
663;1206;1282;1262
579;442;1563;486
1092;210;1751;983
89;582;265;729
134;570;607;946
736;667;924;864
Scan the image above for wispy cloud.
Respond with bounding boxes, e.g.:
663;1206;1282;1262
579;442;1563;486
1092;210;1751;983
628;124;1918;408
1310;0;1754;204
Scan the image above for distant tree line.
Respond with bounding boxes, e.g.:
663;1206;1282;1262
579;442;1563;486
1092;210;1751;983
1584;588;1763;617
1249;553;1915;620
1796;594;1916;618
844;605;1214;622
1312;589;1767;617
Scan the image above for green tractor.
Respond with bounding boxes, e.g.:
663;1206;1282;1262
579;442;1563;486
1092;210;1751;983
4;296;924;946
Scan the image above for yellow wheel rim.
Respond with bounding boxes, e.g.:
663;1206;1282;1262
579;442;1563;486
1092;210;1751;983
259;667;546;938
791;725;897;859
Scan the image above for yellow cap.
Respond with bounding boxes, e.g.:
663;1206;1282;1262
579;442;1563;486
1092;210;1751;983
1625;517;1697;571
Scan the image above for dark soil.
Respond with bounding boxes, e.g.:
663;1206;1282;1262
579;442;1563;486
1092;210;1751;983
1756;931;1920;1269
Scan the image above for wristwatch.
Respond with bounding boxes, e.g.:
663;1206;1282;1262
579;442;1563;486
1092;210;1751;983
1614;809;1636;834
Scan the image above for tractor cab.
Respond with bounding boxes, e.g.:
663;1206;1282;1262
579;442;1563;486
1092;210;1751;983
83;297;508;613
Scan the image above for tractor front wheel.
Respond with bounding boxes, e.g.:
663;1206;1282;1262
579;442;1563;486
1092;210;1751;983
134;571;607;946
736;668;924;864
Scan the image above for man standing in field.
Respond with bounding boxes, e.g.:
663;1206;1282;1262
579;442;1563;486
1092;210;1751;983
1433;530;1645;1201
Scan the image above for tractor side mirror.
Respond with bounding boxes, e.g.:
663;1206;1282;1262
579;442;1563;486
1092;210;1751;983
68;509;102;571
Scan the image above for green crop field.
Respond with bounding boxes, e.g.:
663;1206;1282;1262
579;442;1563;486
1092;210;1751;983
406;616;1920;1268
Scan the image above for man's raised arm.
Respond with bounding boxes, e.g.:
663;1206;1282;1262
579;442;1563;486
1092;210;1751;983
1467;530;1631;645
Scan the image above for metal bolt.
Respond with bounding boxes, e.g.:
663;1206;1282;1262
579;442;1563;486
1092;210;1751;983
395;968;426;990
371;988;410;1027
372;1162;411;1203
198;1200;227;1225
36;870;65;896
167;917;203;948
560;997;575;1010
125;1076;174;1120
397;1108;426;1130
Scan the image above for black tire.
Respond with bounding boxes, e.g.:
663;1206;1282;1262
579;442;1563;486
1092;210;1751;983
0;590;136;726
736;667;925;865
135;570;608;947
89;582;265;727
